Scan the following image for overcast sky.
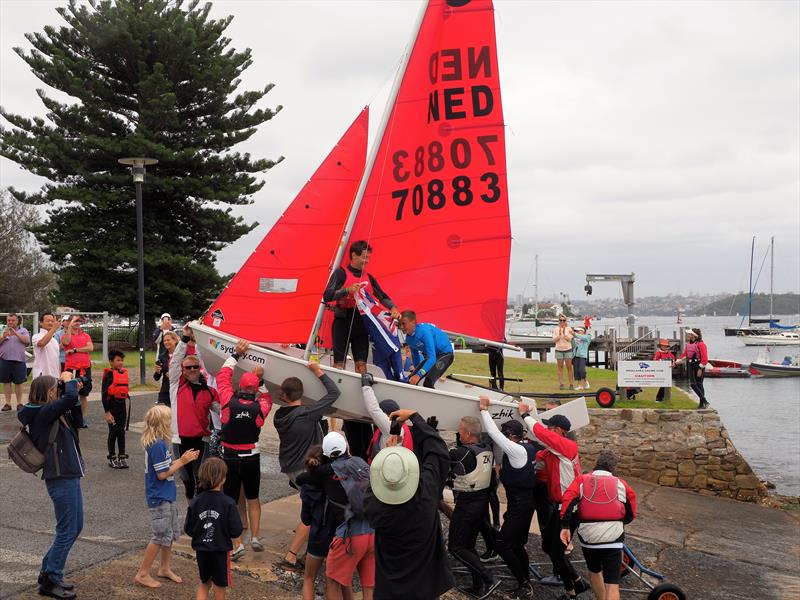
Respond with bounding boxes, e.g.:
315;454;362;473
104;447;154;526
1;0;798;302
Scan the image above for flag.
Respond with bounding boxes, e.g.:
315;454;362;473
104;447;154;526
353;285;405;381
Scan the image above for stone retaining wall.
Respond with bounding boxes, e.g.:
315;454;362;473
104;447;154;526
576;408;768;502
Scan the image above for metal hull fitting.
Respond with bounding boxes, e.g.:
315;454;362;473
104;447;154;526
190;321;525;430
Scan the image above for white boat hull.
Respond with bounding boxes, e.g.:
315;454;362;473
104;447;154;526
748;362;800;377
190;322;525;431
740;334;800;346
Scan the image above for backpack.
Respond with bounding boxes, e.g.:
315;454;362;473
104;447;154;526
7;419;60;474
329;455;371;526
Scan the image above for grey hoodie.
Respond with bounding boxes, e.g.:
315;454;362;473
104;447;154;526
273;374;340;473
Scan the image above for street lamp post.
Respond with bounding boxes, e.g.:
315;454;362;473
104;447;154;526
118;157;158;385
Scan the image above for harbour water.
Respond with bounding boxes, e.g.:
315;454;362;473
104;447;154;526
507;314;800;496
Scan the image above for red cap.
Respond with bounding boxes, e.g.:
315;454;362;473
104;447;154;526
239;372;260;390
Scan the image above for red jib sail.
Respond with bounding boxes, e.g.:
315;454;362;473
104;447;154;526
349;0;510;342
202;108;369;343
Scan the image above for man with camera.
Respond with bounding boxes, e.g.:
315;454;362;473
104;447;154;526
61;315;93;426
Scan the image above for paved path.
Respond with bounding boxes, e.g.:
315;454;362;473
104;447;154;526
1;394;798;599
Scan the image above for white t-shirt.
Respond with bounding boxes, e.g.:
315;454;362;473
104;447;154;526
32;328;61;378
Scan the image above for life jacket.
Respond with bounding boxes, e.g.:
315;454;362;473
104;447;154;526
500;442;538;489
220;394;262;449
452;443;493;493
335;267;374;310
577;473;626;522
104;367;129;399
366;423;413;464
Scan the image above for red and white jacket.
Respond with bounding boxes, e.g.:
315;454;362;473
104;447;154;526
217;357;272;457
679;341;708;367
169;340;218;442
523;417;581;505
559;470;636;548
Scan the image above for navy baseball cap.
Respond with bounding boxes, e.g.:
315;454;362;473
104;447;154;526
542;414;572;432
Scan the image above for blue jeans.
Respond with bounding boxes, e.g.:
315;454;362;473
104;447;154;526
42;477;83;581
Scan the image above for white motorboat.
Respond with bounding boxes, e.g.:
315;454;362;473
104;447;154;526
739;332;800;346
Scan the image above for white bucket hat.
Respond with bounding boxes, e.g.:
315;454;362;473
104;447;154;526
369;446;420;505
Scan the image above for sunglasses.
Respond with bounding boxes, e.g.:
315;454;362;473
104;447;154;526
182;365;200;371
559;319;567;322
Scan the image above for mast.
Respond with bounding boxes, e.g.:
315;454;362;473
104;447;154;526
769;236;774;322
534;254;539;333
303;0;429;359
747;236;755;327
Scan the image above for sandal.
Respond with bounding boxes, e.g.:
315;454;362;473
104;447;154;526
1;404;11;411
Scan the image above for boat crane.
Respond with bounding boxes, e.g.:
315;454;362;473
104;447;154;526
584;273;636;338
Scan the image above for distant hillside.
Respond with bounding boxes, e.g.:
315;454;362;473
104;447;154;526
693;293;800;317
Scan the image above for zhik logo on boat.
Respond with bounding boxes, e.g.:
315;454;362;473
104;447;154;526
208;338;266;365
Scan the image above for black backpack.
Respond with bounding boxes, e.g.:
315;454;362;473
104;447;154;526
7;419;60;474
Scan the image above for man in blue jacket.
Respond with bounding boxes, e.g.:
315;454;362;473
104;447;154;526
398;311;454;389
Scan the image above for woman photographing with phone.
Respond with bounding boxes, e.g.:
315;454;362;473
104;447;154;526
18;372;85;600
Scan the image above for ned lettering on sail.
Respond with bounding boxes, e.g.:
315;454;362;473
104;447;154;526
427;46;494;123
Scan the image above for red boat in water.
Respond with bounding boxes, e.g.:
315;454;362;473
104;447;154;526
704;359;751;378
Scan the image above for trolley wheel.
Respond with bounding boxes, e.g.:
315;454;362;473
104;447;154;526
619;550;631;578
647;583;686;600
596;387;616;408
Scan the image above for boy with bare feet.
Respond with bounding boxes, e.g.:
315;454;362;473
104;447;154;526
134;405;200;588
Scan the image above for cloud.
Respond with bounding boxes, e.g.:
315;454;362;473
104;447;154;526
1;0;798;301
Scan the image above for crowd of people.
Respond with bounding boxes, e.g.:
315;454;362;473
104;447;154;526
14;316;639;600
8;244;712;600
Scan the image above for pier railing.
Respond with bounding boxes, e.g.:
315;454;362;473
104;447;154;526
611;329;659;369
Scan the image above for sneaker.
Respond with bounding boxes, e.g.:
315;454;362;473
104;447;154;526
584;379;590;388
479;548;500;563
37;573;74;591
509;581;533;599
117;455;129;469
559;384;564;390
231;543;246;561
107;455;118;468
251;537;264;552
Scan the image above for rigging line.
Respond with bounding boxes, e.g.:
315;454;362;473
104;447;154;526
340;43;408;361
750;244;771;312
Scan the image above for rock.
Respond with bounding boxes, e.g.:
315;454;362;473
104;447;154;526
685;435;706;448
704;428;721;440
691;474;708;488
620;409;633;421
645;412;659;424
676;449;694;460
659;474;677;486
659;412;682;422
631;411;645;424
678;462;696;476
735;474;762;489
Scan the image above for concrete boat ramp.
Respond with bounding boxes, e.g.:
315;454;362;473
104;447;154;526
1;393;798;600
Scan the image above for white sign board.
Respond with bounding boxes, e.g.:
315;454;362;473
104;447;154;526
617;360;672;387
532;397;590;431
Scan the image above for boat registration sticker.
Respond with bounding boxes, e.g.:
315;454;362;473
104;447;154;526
259;278;298;293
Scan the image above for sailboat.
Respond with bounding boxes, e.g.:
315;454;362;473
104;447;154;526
190;0;526;430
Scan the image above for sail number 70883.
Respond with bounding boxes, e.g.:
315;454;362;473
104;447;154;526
390;135;502;221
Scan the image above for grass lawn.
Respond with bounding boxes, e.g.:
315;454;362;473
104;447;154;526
451;352;696;410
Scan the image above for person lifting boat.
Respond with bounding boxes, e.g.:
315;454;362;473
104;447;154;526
398;311;454;389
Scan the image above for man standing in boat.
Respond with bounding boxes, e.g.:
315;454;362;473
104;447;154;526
323;240;401;373
323;240;400;457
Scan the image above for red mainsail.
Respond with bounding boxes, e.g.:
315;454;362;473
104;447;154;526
349;0;510;342
202;108;369;343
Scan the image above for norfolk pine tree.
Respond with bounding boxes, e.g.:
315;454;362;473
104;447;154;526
0;0;283;321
